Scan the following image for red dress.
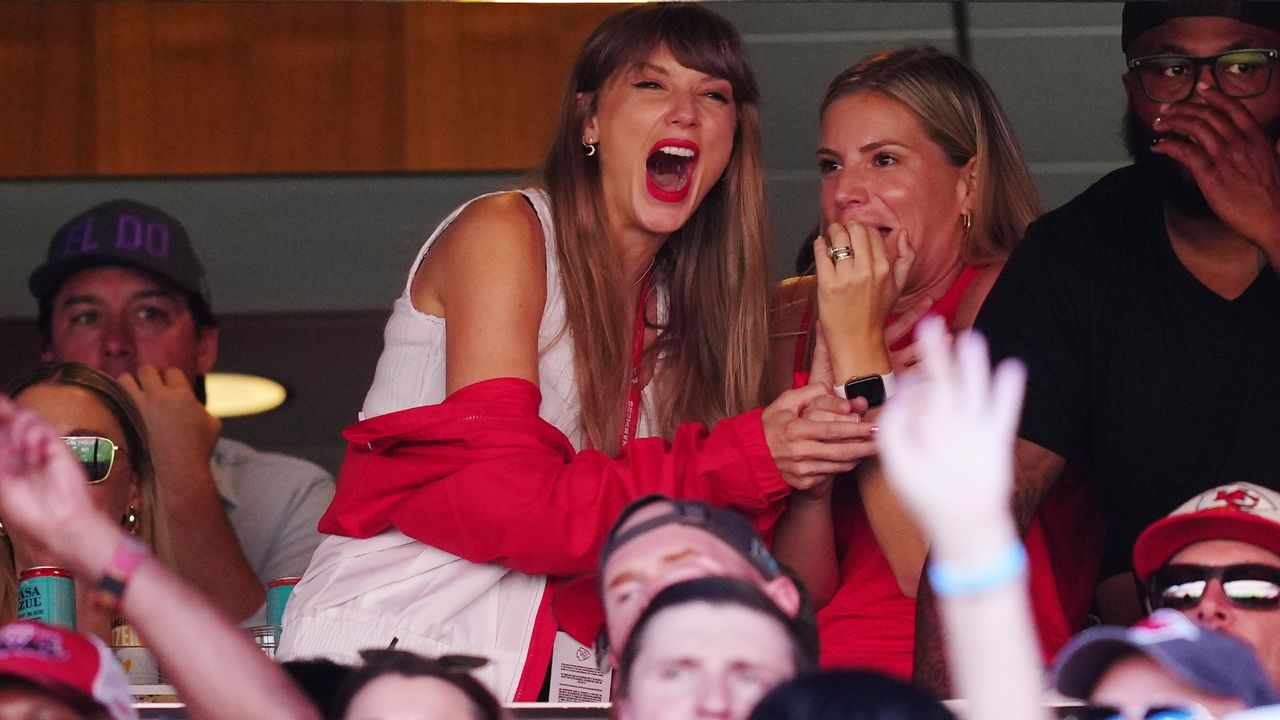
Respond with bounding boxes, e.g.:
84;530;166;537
793;268;1100;679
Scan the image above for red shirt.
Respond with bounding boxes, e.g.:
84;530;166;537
794;268;1101;678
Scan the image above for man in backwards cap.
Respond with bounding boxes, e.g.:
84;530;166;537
27;199;334;623
553;495;804;671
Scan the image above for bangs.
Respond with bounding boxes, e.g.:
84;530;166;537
576;4;758;105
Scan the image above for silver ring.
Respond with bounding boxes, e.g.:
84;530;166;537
827;246;855;263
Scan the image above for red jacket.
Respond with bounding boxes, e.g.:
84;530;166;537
318;378;791;698
321;378;790;575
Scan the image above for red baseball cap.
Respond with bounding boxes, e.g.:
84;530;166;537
0;621;137;720
1133;483;1280;583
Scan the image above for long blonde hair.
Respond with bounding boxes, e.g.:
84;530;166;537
543;3;771;452
821;46;1041;264
3;363;174;622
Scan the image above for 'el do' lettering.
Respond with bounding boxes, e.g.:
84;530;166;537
115;213;171;259
60;218;98;256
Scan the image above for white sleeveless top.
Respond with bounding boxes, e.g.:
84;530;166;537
361;187;587;442
279;188;657;700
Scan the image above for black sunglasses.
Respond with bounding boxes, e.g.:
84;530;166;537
61;436;126;484
1127;48;1279;103
1056;704;1213;720
1147;563;1280;611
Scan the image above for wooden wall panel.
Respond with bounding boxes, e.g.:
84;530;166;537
0;2;622;178
0;4;98;177
402;4;617;172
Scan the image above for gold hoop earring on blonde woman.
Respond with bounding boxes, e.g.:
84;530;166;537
960;211;973;239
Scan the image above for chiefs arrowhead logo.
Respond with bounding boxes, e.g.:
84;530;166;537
1196;485;1277;514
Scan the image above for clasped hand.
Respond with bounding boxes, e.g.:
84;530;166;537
761;384;876;495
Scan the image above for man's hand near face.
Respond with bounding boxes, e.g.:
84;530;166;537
1151;80;1280;267
119;364;266;621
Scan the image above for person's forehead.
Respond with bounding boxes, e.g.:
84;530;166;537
0;682;90;720
350;674;475;714
1092;654;1244;716
639;603;792;664
1128;15;1280;56
54;265;183;301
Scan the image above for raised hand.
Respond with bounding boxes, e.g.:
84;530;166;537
875;317;1025;558
0;396;110;569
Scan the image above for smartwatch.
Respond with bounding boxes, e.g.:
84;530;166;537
835;371;896;408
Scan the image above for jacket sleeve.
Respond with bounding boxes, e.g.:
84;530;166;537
320;378;790;578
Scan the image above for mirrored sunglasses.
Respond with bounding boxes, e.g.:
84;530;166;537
60;436;123;484
1148;563;1280;611
1056;704;1213;720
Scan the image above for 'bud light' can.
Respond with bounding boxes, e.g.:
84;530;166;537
18;567;76;629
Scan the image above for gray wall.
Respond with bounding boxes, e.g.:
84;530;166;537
0;2;1133;472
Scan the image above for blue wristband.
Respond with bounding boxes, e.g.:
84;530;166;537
927;542;1027;597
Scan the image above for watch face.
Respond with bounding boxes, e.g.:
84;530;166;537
844;375;886;407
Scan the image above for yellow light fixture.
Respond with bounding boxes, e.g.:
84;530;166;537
205;373;288;418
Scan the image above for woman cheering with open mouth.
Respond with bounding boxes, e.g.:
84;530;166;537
278;3;876;701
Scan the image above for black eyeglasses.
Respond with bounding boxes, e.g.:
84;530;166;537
1147;563;1280;611
61;436;125;484
1128;48;1279;103
1056;704;1213;720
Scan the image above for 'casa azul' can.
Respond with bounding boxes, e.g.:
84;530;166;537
266;576;301;632
18;567;76;629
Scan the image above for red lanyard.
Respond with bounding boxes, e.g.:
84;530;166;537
620;271;653;450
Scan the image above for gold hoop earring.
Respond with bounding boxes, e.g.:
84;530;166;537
960;211;973;238
583;140;598;157
121;506;139;535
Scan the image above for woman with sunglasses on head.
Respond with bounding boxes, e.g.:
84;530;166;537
771;46;1102;681
0;393;320;720
3;362;173;642
279;2;876;701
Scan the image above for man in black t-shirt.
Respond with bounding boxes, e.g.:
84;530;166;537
913;1;1280;694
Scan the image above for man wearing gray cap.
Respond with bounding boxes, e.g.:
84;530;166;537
1054;609;1278;718
28;199;334;623
908;1;1280;692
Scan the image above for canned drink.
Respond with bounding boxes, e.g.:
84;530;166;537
266;577;300;633
249;625;277;657
17;567;76;629
111;621;162;685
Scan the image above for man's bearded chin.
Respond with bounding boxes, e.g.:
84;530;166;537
1124;106;1280;218
1123;107;1214;217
